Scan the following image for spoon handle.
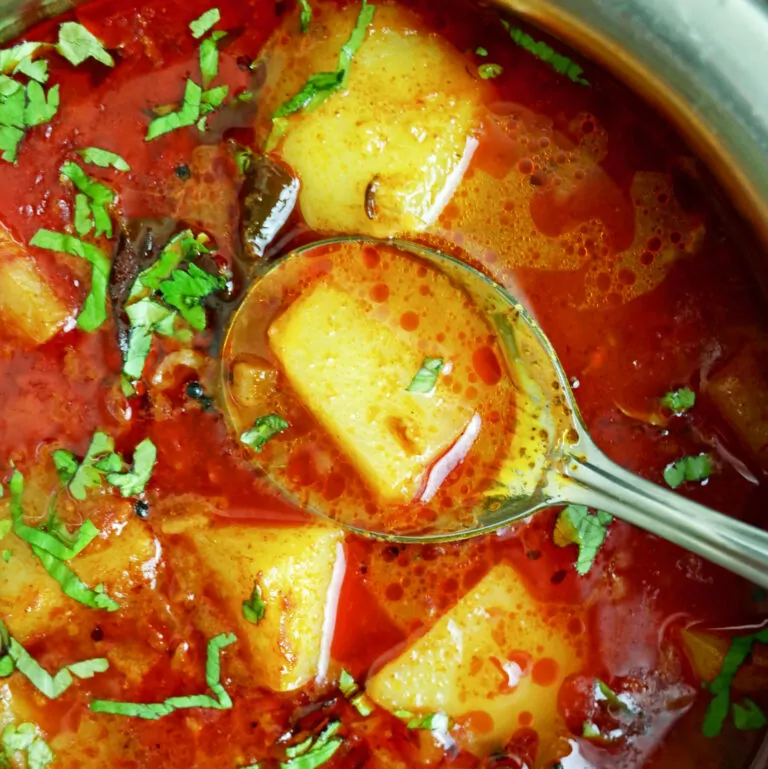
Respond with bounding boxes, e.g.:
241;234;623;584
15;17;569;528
561;440;768;588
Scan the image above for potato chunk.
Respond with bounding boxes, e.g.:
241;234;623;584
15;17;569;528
262;5;481;238
185;522;345;692
269;281;473;502
706;346;768;468
0;256;69;345
367;563;585;762
0;511;160;642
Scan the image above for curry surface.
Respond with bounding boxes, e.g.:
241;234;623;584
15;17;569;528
0;0;767;768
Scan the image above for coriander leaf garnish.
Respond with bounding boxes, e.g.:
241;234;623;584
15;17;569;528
0;520;11;540
270;0;375;136
29;229;111;331
553;504;613;575
199;31;226;88
74;193;93;236
703;628;768;736
660;387;696;414
9;470;99;559
733;698;767;731
475;46;488;56
146;79;202;140
478;63;503;79
406;357;444;394
60;161;115;237
663;453;712;489
501;19;588;85
0;125;24;162
0;42;48;75
1;722;55;769
91;633;237;719
56;22;114;67
242;582;266;624
282;722;343;768
338;669;374;717
23;81;59;126
0;619;109;699
56;431;123;501
241;414;290;452
190;8;221;39
298;0;313;32
403;712;451;732
106;438;157;498
158;262;226;330
15;55;49;83
8;471;119;611
77;146;130;171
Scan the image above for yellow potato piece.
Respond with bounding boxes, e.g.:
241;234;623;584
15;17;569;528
269;281;473;503
185;522;344;692
0;512;159;642
367;562;584;762
0;256;69;345
264;4;481;237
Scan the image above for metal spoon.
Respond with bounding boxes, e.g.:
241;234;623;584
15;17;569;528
223;236;768;588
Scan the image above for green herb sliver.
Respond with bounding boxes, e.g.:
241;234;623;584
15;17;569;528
478;63;503;79
56;22;114;67
703;628;768;736
338;669;374;717
91;633;237;719
77;146;130;171
60;161;115;237
501;19;588;86
30;229;110;331
406;357;443;394
1;722;55;769
553;504;613;575
663;453;712;489
158;262;226;330
106;437;157;498
190;8;221;39
298;0;313;32
146;79;202;141
54;430;123;501
242;582;266;625
281;722;343;768
661;386;696;414
0;619;109;699
270;0;375;134
241;414;290;452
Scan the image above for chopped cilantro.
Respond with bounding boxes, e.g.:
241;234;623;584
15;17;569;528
29;229;111;331
56;22;114;67
1;722;55;769
339;669;357;698
60;161;115;237
157;262;225;330
475;46;488;56
0;42;48;75
15;55;48;83
1;550;11;563
281;722;343;768
733;698;767;731
241;414;290;452
56;431;122;501
106;438;157;498
478;63;503;79
129;230;207;299
190;8;221;39
663;454;712;489
0;520;10;540
146;79;202;140
404;712;451;732
0;619;108;699
91;633;236;719
77;146;130;171
199;31;225;88
406;357;444;394
74;193;93;236
23;81;59;126
501;19;588;85
703;628;768;736
271;0;375;132
661;387;696;414
298;0;313;32
553;504;613;575
338;669;374;717
242;582;266;624
0;125;23;162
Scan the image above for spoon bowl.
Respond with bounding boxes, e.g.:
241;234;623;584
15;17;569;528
222;236;768;588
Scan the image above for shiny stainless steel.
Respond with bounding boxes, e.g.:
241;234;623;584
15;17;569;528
1;0;767;763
